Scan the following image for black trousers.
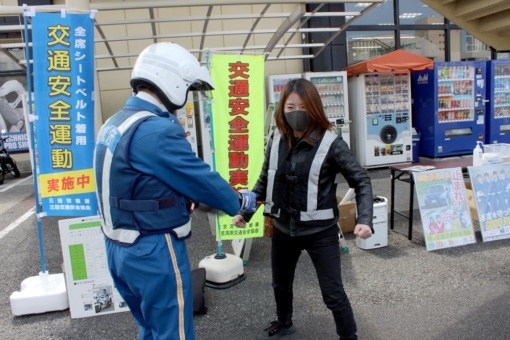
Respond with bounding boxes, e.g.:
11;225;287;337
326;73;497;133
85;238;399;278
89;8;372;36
271;225;357;339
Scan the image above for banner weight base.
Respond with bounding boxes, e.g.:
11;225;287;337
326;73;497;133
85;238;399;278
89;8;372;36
10;271;69;316
199;253;246;289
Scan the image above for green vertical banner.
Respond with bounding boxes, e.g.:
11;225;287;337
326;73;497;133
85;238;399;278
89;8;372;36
210;54;265;240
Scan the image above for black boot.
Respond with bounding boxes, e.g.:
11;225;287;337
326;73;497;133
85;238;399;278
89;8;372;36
258;320;296;339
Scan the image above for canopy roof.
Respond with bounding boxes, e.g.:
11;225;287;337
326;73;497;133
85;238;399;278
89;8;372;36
421;0;510;52
0;0;383;73
342;49;434;77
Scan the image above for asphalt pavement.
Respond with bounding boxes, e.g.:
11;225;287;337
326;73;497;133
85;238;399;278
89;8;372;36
0;163;509;340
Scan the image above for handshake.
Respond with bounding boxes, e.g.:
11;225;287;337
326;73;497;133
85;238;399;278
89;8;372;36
237;190;258;213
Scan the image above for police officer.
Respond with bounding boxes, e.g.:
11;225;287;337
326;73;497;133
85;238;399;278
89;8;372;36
94;42;255;340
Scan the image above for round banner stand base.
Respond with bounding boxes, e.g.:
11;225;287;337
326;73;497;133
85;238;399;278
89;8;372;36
10;271;69;316
199;253;246;289
204;274;246;289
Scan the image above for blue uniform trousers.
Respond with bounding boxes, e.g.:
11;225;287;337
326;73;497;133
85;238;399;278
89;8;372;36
105;233;194;340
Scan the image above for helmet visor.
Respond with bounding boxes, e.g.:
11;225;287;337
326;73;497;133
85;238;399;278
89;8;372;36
189;66;214;92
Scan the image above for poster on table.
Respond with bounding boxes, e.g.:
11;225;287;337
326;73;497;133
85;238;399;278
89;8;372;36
209;54;265;240
413;167;476;251
31;12;97;216
59;216;128;318
467;163;510;242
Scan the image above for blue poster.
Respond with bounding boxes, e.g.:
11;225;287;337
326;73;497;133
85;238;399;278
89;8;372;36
32;13;97;216
468;163;510;242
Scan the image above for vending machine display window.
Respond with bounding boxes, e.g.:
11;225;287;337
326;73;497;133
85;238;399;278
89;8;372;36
486;60;510;144
437;65;475;123
493;64;510;118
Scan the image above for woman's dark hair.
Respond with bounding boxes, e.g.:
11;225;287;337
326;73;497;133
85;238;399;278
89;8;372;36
275;78;333;145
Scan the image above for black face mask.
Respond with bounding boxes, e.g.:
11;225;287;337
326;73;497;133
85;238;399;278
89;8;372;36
284;110;308;132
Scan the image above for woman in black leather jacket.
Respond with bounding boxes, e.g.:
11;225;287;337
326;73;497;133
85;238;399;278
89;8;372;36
233;78;373;340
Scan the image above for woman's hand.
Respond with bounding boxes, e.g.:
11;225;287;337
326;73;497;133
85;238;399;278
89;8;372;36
232;214;247;228
354;224;372;239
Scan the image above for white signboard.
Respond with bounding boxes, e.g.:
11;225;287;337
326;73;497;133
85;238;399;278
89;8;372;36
468;163;510;242
414;167;476;251
58;216;129;318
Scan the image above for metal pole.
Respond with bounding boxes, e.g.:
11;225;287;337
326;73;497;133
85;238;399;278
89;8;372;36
23;6;46;274
204;50;225;258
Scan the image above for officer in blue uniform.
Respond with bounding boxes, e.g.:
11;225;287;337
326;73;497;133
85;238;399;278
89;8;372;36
94;42;255;340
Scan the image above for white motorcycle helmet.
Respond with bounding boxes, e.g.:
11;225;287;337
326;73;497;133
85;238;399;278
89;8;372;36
130;42;214;112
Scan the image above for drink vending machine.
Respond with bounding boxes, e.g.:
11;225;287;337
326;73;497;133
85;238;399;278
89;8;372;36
348;71;413;167
266;74;301;139
412;61;486;157
266;72;351;147
303;72;350;148
485;59;510;144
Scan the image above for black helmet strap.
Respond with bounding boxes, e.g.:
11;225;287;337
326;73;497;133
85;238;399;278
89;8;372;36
130;78;186;113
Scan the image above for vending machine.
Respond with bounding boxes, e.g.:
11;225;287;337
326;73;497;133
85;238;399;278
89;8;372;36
266;74;301;139
485;60;510;144
304;72;351;148
348;71;413;167
198;92;213;167
267;73;302;108
175;92;199;155
412;61;486;157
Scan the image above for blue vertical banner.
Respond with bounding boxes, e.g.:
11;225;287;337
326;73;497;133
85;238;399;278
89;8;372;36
32;13;97;216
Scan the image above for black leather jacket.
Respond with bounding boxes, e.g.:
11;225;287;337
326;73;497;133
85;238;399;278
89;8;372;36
245;129;373;236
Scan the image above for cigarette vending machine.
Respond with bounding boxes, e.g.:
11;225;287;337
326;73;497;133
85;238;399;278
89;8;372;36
304;72;351;148
412;61;486;157
485;59;510;144
348;71;413;167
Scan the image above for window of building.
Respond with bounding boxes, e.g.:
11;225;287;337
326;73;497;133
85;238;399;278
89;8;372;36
344;0;449;66
497;52;510;60
399;0;443;25
345;1;394;26
400;30;445;62
450;30;491;61
346;31;395;65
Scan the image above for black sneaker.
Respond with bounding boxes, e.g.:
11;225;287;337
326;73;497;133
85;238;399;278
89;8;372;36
258;320;296;339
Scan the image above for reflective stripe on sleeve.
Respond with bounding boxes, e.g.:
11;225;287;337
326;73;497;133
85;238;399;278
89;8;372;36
264;130;281;216
100;111;155;244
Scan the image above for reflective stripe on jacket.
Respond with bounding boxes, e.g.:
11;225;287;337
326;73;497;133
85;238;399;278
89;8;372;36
246;127;373;236
264;129;338;224
94;109;191;244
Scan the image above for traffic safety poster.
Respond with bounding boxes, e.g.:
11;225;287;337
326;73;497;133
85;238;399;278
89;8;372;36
468;163;510;242
414;167;476;251
59;216;128;318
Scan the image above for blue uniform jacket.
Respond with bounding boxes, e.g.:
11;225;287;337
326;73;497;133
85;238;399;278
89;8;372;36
95;96;240;244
